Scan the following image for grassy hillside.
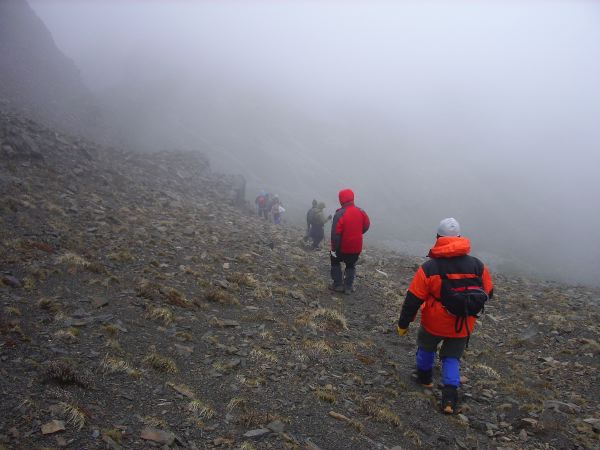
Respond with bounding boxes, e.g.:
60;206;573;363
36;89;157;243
1;110;599;449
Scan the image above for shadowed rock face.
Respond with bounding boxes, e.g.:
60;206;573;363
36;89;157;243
0;0;102;138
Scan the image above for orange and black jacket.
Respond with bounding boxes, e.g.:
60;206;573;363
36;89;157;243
398;236;494;338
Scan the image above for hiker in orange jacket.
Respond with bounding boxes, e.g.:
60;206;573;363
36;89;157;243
397;218;493;414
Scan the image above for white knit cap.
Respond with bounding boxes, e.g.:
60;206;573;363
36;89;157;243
437;218;461;237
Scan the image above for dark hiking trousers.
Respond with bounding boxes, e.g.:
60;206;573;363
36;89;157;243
330;252;359;289
310;226;325;249
417;326;468;359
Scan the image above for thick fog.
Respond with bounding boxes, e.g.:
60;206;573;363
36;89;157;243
30;0;600;285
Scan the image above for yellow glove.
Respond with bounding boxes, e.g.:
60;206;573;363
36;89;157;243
396;325;408;336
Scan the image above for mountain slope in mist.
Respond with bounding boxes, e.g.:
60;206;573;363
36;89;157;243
0;0;102;138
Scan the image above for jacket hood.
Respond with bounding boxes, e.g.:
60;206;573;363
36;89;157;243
428;236;471;258
338;189;354;205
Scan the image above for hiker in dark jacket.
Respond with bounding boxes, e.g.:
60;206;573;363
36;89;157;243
305;199;318;239
397;218;494;414
309;202;332;250
330;188;370;294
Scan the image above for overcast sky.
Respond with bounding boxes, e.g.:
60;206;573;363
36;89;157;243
30;0;600;284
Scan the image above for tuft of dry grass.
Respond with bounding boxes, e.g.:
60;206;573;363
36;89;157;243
136;278;160;299
145;306;174;325
404;430;422;447
56;252;90;268
303;339;333;358
252;285;272;300
349;419;365;433
315;387;337;404
102;428;122;444
143;349;178;373
187;399;216;419
164;288;193;308
359;400;402;427
239;442;257;450
258;330;273;341
142;416;168;428
580;338;600;354
58;402;87;430
42;360;91;388
205;288;238;305
4;306;21;316
226;397;248;412
54;328;79;341
235;406;286;428
235;374;265;388
227;272;258;288
85;261;106;274
38;297;61;312
249;348;279;365
104;338;125;353
236;253;254;264
311;308;348;331
175;331;193;342
108;249;134;262
102;324;119;337
100;355;141;378
472;364;501;380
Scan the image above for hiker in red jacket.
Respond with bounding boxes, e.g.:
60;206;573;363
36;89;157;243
397;218;494;414
329;188;370;294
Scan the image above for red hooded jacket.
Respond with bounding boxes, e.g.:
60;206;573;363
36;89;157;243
398;236;494;337
331;189;370;254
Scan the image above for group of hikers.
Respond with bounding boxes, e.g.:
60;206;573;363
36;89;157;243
298;188;494;414
254;191;285;225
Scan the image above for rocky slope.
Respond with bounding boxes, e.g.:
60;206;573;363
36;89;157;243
1;110;599;449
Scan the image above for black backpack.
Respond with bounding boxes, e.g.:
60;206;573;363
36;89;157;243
435;259;489;341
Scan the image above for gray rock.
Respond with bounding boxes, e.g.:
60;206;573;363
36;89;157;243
174;344;194;356
539;408;567;430
520;418;538;428
267;420;285;433
140;427;175;445
1;275;21;288
243;428;271;439
544;400;581;414
583;418;600;432
519;429;528;441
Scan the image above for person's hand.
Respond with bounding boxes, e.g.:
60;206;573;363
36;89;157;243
330;250;337;258
396;325;408;336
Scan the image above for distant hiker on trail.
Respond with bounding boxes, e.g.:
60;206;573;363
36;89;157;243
329;188;370;294
255;191;269;220
305;199;318;239
309;202;332;250
232;174;246;206
396;218;494;414
271;196;285;225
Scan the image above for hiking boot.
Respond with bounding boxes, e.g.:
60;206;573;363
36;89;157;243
330;264;343;288
412;369;433;388
343;267;356;294
441;385;458;414
328;283;345;293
